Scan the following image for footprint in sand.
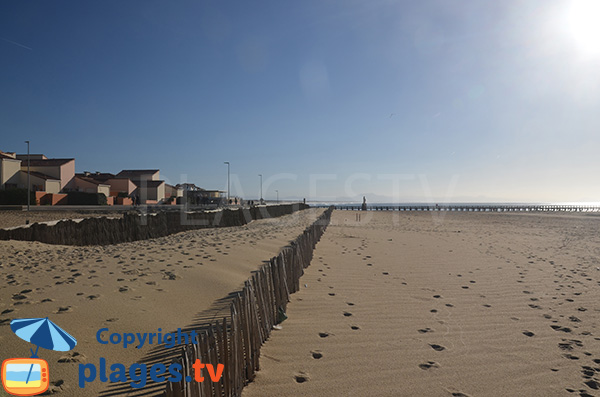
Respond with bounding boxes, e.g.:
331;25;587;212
418;328;433;333
45;379;65;394
311;350;323;359
343;312;353;317
350;325;360;330
523;331;535;337
563;353;579;360
551;325;572;333
430;344;445;351
584;380;600;390
318;332;330;338
294;372;310;383
58;352;86;363
581;366;596;379
418;361;439;370
559;339;583;351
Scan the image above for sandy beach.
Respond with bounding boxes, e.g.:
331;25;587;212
0;208;325;396
0;210;125;230
243;210;600;397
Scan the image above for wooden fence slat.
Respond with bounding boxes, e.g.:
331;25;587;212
208;324;221;397
235;295;244;395
221;317;230;397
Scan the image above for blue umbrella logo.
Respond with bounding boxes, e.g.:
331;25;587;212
9;318;77;385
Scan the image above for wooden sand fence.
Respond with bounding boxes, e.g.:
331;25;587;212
165;206;333;397
0;203;309;245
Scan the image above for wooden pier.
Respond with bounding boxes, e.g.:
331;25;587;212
329;204;600;212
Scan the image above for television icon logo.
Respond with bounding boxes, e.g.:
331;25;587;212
1;358;49;396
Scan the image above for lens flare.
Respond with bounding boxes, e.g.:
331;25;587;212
567;0;600;55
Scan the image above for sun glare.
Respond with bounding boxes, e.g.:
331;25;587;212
566;0;600;55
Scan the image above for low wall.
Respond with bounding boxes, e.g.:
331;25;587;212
0;203;309;246
165;206;334;397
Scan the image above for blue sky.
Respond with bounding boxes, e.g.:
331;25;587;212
2;0;599;202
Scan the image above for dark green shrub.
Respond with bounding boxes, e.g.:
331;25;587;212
0;188;37;205
67;192;107;205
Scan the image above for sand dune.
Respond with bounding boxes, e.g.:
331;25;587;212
243;211;600;397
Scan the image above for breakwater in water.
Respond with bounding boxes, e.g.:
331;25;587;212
0;204;309;246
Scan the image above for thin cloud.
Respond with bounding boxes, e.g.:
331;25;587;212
2;37;33;51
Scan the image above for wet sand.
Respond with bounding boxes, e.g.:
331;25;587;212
0;208;325;396
243;210;600;397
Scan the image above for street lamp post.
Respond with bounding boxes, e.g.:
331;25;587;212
275;190;279;204
25;140;30;222
224;162;230;203
258;174;263;203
